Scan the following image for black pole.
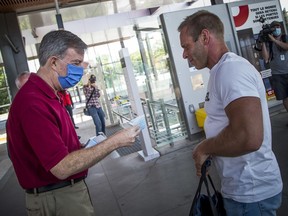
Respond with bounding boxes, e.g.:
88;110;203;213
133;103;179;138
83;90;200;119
56;14;64;30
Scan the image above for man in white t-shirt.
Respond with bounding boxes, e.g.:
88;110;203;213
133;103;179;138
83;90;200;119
178;10;282;215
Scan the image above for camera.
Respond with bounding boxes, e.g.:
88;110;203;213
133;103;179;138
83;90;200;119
89;75;96;83
256;17;276;43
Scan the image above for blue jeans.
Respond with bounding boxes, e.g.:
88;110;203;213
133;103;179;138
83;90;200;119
223;192;282;216
88;106;105;136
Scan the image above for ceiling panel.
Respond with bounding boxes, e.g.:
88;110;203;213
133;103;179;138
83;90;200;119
0;0;191;14
2;0;195;53
0;0;110;13
16;0;192;31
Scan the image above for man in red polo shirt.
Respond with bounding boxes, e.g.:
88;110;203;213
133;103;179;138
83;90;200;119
6;30;140;216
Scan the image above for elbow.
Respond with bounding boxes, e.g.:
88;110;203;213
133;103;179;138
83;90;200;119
245;135;263;153
50;166;70;180
54;173;69;180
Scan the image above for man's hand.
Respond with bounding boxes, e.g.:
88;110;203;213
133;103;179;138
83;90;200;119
113;125;141;148
192;140;210;176
90;83;97;88
268;34;276;42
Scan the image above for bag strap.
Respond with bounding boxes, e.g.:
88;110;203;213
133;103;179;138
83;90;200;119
201;159;218;216
203;174;218;216
86;87;95;107
207;174;217;193
189;173;204;216
189;158;219;216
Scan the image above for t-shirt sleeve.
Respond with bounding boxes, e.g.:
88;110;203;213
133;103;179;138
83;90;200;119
214;61;260;108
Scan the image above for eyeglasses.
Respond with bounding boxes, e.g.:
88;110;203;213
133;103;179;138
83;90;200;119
69;60;83;67
56;57;83;67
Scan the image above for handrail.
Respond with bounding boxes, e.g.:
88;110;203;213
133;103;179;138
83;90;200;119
112;110;131;121
111;98;187;147
0;104;10;109
147;100;178;110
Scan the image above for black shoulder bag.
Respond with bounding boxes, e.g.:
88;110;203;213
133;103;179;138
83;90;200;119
83;87;95;116
189;159;226;216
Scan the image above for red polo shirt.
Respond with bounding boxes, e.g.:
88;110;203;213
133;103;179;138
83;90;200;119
6;73;87;189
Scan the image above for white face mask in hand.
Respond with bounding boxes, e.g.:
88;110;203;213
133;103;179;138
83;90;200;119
129;115;146;130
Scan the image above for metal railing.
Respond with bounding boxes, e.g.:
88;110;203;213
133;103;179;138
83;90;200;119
145;99;187;147
71;85;188;147
111;98;188;147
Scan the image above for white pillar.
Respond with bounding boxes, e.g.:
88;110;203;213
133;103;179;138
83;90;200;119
119;48;160;161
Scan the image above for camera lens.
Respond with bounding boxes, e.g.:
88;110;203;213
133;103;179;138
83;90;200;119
89;75;96;83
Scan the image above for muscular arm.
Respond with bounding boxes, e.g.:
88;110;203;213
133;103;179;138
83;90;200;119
50;126;140;179
193;97;263;175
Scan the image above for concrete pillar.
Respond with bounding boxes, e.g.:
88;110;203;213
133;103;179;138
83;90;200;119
0;12;29;99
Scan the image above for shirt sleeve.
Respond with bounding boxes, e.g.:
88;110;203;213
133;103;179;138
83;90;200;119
214;61;260;108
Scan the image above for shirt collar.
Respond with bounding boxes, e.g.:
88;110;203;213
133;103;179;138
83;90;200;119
29;73;58;100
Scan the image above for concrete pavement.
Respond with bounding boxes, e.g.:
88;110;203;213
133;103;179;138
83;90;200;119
0;108;287;216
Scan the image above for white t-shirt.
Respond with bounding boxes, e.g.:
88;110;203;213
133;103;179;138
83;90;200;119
204;52;282;203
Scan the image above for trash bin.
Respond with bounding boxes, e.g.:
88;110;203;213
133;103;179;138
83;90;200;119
195;108;207;128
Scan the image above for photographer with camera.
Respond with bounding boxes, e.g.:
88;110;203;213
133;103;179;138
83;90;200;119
261;21;288;119
83;74;106;135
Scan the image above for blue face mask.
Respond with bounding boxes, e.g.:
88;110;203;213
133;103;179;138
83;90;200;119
273;28;281;37
58;64;84;89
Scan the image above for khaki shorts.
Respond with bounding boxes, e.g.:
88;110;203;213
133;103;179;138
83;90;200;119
25;180;95;216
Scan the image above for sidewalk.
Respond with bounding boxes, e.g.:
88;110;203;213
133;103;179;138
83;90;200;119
0;115;205;216
0;108;288;215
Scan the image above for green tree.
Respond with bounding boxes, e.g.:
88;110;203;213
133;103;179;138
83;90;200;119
0;67;10;114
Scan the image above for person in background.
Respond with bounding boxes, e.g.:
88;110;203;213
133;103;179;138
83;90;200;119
58;89;79;129
83;74;106;136
178;10;282;215
6;30;140;216
261;21;288;123
15;71;30;89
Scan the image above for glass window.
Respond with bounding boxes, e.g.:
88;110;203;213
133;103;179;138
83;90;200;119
0;63;11;118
